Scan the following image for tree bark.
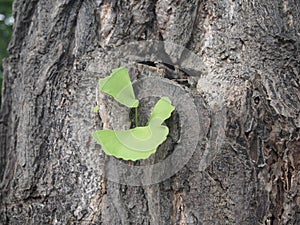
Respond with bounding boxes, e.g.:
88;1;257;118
1;0;299;224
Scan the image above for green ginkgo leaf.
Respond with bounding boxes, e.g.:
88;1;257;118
114;123;168;151
93;97;175;161
147;97;175;124
99;67;139;108
93;129;158;160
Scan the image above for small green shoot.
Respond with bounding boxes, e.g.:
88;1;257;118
93;105;99;113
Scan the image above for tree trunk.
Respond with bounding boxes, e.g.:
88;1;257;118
1;0;299;224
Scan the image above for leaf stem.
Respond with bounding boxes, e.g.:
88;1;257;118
135;107;138;127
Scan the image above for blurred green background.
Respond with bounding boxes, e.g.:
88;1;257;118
0;0;14;103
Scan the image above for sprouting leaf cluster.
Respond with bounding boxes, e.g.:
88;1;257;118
93;67;175;161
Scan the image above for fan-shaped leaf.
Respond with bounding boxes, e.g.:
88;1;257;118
148;97;175;124
93;97;175;161
99;67;139;108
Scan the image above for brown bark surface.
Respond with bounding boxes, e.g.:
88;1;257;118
0;0;299;224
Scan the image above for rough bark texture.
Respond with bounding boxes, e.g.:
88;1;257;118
0;0;299;224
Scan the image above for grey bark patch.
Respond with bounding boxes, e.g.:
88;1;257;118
87;40;208;78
